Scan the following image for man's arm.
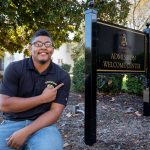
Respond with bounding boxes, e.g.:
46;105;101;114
23;102;64;134
0;83;63;113
7;103;64;149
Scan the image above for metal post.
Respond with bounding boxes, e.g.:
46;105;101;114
143;23;150;116
84;8;97;145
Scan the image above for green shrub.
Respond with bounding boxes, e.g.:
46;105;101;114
72;58;145;96
61;63;71;73
97;74;123;94
126;75;144;95
72;57;85;92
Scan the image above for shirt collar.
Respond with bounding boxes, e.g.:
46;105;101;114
27;57;56;74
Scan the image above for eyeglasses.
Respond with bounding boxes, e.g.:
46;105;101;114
32;41;53;48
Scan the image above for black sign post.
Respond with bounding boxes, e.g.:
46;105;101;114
85;9;97;146
143;24;150;116
85;9;150;146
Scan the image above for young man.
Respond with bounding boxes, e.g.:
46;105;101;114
0;29;71;150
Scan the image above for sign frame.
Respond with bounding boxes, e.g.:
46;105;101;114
95;21;147;74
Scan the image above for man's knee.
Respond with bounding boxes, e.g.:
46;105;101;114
26;126;63;150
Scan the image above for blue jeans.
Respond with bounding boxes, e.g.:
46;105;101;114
0;120;63;150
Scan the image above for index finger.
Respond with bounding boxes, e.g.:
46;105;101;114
54;83;64;90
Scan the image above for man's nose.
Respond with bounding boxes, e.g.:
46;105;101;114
41;44;47;49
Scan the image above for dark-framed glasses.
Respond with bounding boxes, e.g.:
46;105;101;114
32;41;53;48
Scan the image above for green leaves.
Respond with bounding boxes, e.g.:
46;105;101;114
72;57;85;92
1;0;84;54
0;0;130;55
126;75;144;95
95;0;130;24
61;63;71;73
97;75;123;94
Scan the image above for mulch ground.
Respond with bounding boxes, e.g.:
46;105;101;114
57;92;150;150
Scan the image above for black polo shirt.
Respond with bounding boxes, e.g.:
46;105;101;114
0;57;71;120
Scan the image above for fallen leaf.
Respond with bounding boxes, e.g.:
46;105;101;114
135;111;142;117
110;97;115;101
102;106;107;109
63;143;70;148
66;112;72;118
64;134;68;138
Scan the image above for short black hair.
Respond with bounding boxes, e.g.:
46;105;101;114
30;29;53;43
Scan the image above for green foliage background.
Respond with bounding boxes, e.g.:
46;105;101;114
126;75;145;95
61;63;71;73
2;0;142;95
97;75;123;94
72;57;85;93
0;0;130;55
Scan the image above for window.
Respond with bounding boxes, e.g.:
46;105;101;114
58;59;63;65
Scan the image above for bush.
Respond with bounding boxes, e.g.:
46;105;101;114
61;63;71;73
72;58;145;96
72;57;85;92
126;75;144;95
97;74;123;94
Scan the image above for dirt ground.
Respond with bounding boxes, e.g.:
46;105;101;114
0;92;150;150
57;92;150;150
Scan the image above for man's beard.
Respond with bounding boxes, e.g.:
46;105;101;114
39;60;48;64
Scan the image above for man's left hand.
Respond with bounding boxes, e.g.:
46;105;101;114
7;128;29;149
